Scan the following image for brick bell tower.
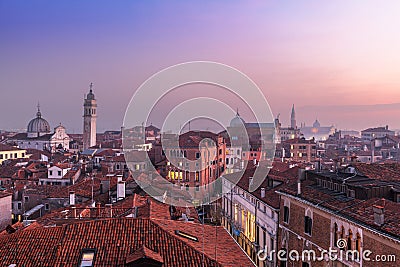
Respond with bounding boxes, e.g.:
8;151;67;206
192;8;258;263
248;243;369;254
83;83;97;150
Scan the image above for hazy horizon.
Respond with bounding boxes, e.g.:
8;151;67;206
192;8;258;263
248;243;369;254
1;1;400;133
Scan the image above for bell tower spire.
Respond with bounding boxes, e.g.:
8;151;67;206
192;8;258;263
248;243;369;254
83;83;97;150
291;104;296;129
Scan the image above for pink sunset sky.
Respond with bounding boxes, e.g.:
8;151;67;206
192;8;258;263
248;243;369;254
0;0;400;132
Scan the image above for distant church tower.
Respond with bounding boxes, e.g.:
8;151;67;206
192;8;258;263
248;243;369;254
83;83;97;150
291;104;297;129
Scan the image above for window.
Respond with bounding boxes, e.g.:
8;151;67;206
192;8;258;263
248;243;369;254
305;216;312;235
302;263;310;267
270;237;274;252
283;206;289;223
49;170;53;176
17;202;22;210
14;153;18;158
79;249;96;267
195;152;200;159
24;196;29;202
0;154;3;159
58;171;62;176
22;153;25;157
195;172;199;182
45;203;50;210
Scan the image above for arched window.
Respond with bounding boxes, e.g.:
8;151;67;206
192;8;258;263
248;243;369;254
304;208;313;235
356;233;361;253
347;229;353;250
334;223;338;245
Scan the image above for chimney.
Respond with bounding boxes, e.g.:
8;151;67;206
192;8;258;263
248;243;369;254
373;204;385;226
69;191;75;206
117;175;123;182
96;202;101;216
249;177;253;186
297;169;305;195
117;181;126;200
71;206;77;218
105;204;113;218
261;188;266;198
297;181;301;195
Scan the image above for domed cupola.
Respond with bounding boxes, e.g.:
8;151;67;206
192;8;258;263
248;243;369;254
230;109;246;127
27;104;51;138
313;119;321;128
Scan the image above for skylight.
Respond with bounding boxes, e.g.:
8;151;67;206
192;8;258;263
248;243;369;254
79;249;96;267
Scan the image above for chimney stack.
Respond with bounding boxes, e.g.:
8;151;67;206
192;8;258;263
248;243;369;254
373;204;385;226
96;202;101;216
117;181;126;200
249;177;253;186
297;181;301;195
297;169;305;195
261;188;266;198
105;203;113;218
71;206;77;218
69;191;75;206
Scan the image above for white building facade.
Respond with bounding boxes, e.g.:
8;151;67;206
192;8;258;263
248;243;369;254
221;176;279;267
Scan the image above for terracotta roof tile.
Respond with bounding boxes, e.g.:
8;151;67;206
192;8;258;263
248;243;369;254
0;218;254;267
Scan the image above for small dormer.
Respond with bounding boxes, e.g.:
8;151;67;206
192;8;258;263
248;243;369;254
125;246;164;267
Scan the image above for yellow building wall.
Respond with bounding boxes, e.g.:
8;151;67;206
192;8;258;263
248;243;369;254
0;149;29;164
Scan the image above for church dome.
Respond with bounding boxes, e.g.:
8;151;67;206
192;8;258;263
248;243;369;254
230;110;246;127
313;119;321;128
27;105;51;137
